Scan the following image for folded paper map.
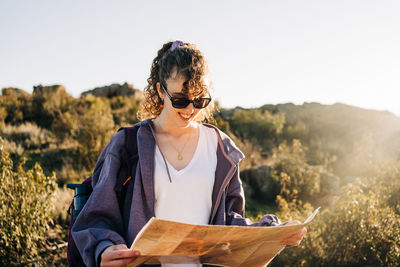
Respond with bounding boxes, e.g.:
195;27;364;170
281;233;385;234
128;207;320;267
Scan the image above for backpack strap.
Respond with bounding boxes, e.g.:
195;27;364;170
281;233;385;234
114;124;140;208
124;125;139;156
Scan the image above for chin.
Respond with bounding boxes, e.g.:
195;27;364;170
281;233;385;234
176;112;197;127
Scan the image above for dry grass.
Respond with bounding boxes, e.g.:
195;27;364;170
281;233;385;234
51;186;74;225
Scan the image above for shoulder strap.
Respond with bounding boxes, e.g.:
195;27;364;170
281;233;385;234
124;125;140;158
114;124;140;196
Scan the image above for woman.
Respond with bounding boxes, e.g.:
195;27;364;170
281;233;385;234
72;41;306;267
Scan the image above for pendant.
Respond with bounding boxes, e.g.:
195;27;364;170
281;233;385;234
178;154;183;160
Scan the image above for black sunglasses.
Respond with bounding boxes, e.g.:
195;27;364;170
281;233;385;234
161;84;212;109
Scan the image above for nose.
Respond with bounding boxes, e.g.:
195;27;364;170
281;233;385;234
185;102;195;113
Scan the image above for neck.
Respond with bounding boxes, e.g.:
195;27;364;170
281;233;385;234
153;115;197;137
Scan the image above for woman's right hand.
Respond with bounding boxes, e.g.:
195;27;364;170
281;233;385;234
100;244;141;267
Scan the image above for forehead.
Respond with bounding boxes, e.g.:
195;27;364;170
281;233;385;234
165;70;186;93
164;67;209;97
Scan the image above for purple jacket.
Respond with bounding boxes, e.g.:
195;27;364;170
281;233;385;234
71;119;280;267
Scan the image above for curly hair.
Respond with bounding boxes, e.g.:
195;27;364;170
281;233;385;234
137;41;214;122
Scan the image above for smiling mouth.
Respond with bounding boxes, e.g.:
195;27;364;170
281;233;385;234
178;112;193;120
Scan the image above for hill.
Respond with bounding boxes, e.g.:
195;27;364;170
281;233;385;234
81;82;143;98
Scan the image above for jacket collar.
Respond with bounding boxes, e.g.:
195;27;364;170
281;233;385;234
202;123;245;165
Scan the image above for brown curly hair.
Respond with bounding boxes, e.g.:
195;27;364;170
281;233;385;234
137;41;214;122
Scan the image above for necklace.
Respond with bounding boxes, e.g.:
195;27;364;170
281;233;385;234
167;130;192;160
155;120;193;160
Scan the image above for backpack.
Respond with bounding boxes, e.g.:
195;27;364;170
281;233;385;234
66;125;140;267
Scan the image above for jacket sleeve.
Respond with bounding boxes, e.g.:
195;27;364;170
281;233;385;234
225;166;281;227
71;131;127;267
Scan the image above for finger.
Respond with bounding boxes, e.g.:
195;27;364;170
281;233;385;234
290;227;307;239
102;244;128;259
296;228;307;239
293;232;305;240
109;249;140;260
102;257;139;267
103;248;140;262
283;240;301;246
279;227;308;246
282;239;302;246
280;233;304;245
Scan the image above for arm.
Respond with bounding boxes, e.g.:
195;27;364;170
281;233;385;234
71;131;138;266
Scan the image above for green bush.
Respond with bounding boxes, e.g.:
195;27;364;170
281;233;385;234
230;108;285;152
51;110;79;144
0;140;57;265
272;168;400;267
110;95;141;126
30;85;73;129
75;95;115;169
271;140;339;206
241;165;280;204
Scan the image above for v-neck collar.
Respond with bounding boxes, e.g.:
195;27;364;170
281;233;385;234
135;119;245;225
157;125;203;174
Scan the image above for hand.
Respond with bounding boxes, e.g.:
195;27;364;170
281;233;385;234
100;244;141;267
280;220;307;246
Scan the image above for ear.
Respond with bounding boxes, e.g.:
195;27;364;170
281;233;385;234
156;82;164;99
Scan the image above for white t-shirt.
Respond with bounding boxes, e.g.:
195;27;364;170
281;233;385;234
154;125;218;267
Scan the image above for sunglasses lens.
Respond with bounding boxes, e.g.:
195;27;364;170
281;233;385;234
193;98;211;109
171;97;211;109
172;98;190;109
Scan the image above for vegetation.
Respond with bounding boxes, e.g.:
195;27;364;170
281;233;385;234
1;84;399;266
272;166;400;267
0;139;57;265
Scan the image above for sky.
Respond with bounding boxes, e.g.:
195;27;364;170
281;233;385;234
1;0;400;116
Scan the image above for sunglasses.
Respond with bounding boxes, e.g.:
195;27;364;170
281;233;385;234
161;84;212;109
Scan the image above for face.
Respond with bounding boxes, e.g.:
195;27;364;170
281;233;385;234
157;70;207;128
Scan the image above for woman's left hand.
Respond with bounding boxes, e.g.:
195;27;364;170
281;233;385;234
280;220;307;246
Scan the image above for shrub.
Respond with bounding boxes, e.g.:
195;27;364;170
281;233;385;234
30;85;72;129
0;139;57;265
51;186;74;226
110;95;141;126
241;165;280;204
272;169;400;267
0;88;31;125
271;140;339;206
0;139;24;157
1;122;54;150
75;95;115;169
229;108;285;152
51;111;78;144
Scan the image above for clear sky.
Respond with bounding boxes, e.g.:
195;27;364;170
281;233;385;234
1;0;399;116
